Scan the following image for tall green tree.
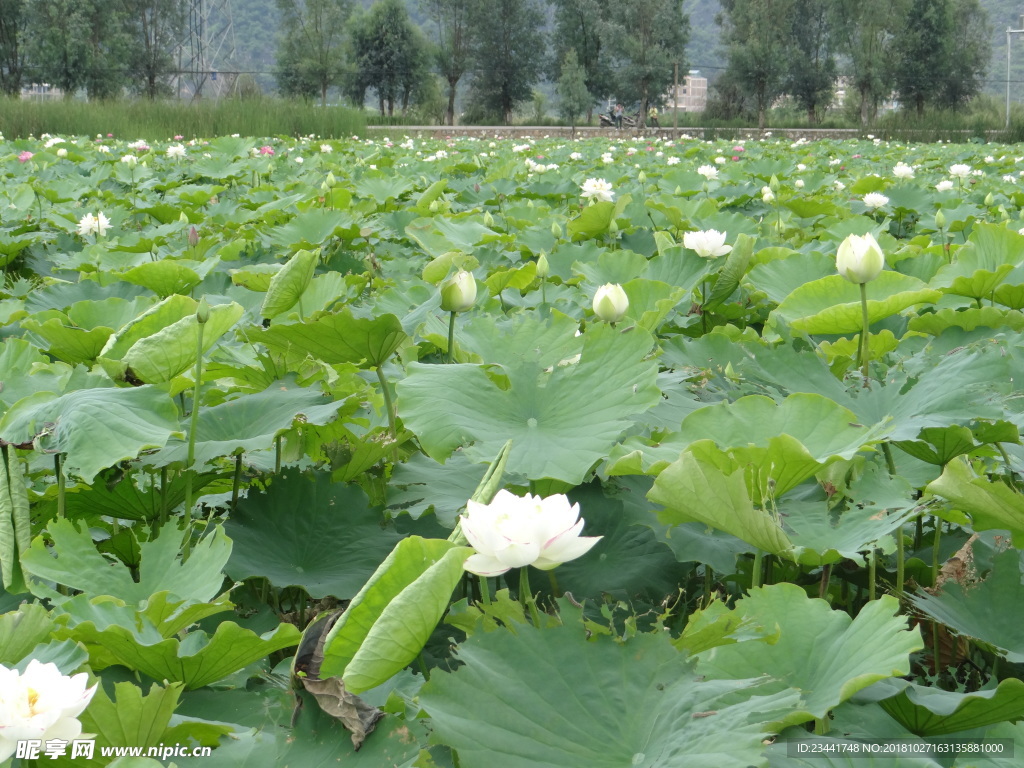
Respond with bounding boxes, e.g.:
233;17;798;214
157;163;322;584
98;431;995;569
466;0;545;124
832;0;910;125
0;0;25;96
602;0;688;129
891;0;953;116
350;0;429;116
939;0;990;110
22;0;131;99
275;0;351;104
121;0;187;99
717;0;793;130
784;0;835;123
558;47;591;130
420;0;475;125
551;0;611;122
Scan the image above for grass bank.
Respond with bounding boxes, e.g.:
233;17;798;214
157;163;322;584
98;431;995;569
0;97;366;140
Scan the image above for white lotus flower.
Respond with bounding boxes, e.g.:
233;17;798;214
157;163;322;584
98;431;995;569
166;144;185;159
683;229;732;259
461;490;602;576
580;177;614;203
949;163;971;179
593;283;629;323
697;164;718;180
935;180;954;192
0;660;97;763
320;143;332;153
863;192;889;210
120;154;137;166
76;212;110;237
892;162;914;179
836;232;885;284
440;270;477;312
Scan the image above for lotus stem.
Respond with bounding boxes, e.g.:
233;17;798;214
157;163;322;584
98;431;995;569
520;566;542;626
819;564;832;599
159;466;168;528
858;282;870;383
867;548;877;601
375;365;398;463
478;575;491;606
882;444;904;599
446;310;457;364
275;435;282;473
54;454;65;519
704;565;713;604
997;443;1019;491
751;549;763;589
182;318;206;537
231;453;243;514
548;569;561;598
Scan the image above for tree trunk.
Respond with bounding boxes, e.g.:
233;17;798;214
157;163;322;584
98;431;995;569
859;84;870;126
447;78;457;126
807;105;816;124
321;82;328;108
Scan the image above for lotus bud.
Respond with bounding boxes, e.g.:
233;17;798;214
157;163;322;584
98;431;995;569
429;200;441;212
836;233;885;285
638;171;647;183
325;171;337;188
536;252;550;278
551;221;562;238
179;212;189;223
985;192;994;206
769;174;780;193
483;211;494;227
440;270;477;312
527;200;535;208
320;180;329;193
999;205;1009;220
608;218;618;235
674;186;682;195
188;226;199;248
196;297;210;324
593;283;629;323
934;209;947;229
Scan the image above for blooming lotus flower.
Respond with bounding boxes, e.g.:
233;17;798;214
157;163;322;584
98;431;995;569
666;156;680;165
17;151;32;163
593;283;629;323
580;177;614;203
166;144;185;159
836;233;884;284
76;212;110;238
320;143;332;153
461;490;602;576
0;660;97;762
892;162;914;179
440;270;477;312
863;192;889;210
683;229;732;259
56;148;67;158
949;163;971;179
259;145;274;156
935;180;954;192
120;154;138;166
697;164;718;180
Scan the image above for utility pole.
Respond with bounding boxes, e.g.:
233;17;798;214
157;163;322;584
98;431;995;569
673;62;679;133
1006;14;1024;130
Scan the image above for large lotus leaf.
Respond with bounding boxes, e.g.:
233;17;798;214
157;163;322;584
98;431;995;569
419;619;799;768
21;519;230;606
572;248;648;286
171;699;427;768
0;387;181;483
0;603;54;664
894;425;977;466
695;585;922;728
225;471;401;599
19;314;113;364
459;310;581;370
268;210;360;249
567;200;615;241
99;294;197;360
63;471;221;522
906;548;1024;663
78;681;186;761
686;435;824;504
148;378;353;468
929;222;1024;299
260;248;318;319
780;499;914;567
649;451;795;557
121;260;202;298
398;320;660;484
679;393;879;461
256;308;407;368
353;173;415;203
879;678;1024;737
908;307;1024;337
951;721;1024;767
765;744;941;768
68;618;299;689
926;459;1024;547
121;301;243;383
772;272;940;334
320;537;471;692
675;597;782;656
388;451;509;527
406;215;503;258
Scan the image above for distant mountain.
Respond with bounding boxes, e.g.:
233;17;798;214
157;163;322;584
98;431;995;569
683;0;724;81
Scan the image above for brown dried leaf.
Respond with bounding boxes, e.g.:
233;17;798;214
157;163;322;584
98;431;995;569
300;676;385;751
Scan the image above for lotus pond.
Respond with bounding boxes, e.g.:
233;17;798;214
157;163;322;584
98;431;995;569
2;131;1024;766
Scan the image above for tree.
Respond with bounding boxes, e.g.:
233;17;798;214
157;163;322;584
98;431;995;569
832;0;910;125
939;0;990;110
466;0;545;124
0;0;25;96
22;0;131;99
558;48;590;130
275;0;351;104
717;0;793;130
350;0;429;116
891;0;953;116
784;0;836;123
420;0;475;125
551;0;611;122
121;0;187;99
602;0;688;129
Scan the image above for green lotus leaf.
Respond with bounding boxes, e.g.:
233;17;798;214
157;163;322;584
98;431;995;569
927;459;1024;547
0;386;181;483
225;471;401;599
420;618;799;768
261;248;318;319
695;584;922;728
773;272;940;334
19;314;113;364
121;260;203;298
255;308;407;368
268;209;360;249
21;519;230;606
398;317;660;484
0;603;54;665
880;678;1024;737
907;548;1024;663
908;307;1024;336
568;200;615;240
